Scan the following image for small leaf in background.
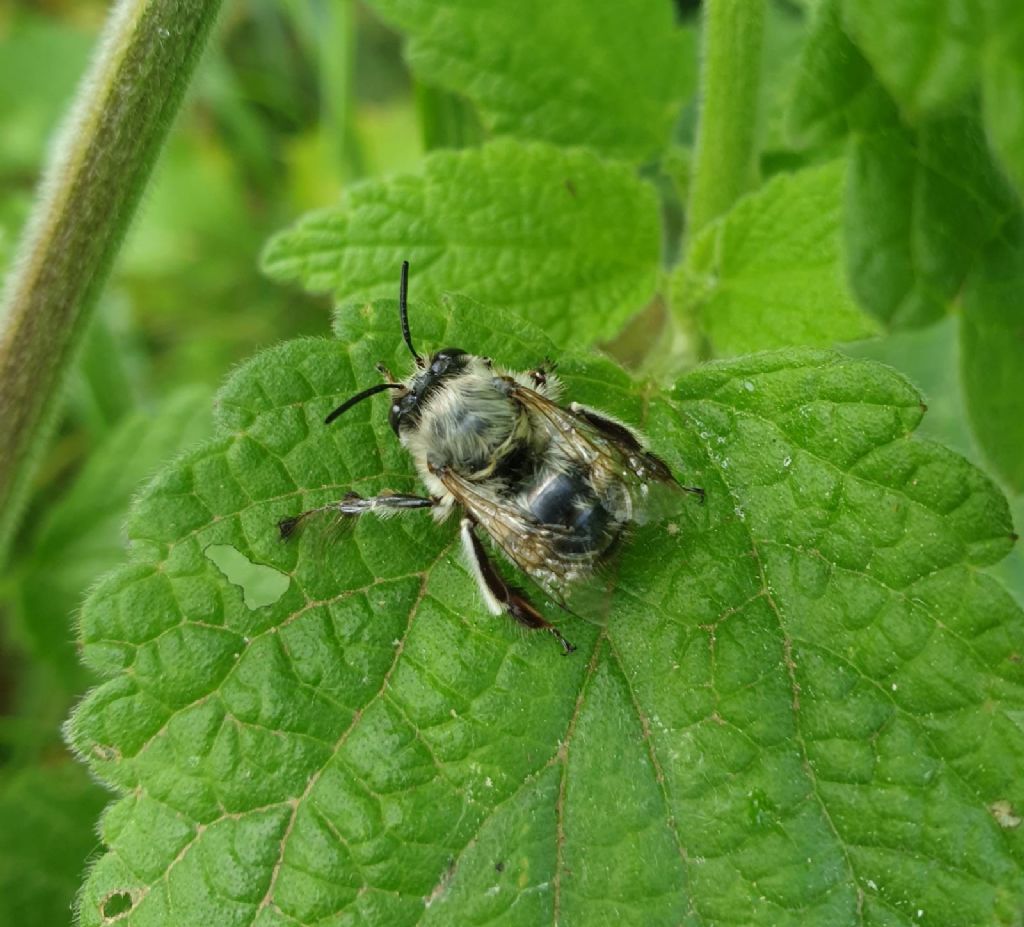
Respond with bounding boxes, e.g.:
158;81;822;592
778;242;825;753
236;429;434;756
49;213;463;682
845;111;1017;329
840;0;982;116
962;217;1024;493
364;0;696;162
787;0;898;148
9;387;213;679
840;0;1024;202
675;159;877;357
789;1;1024;331
262;140;662;345
982;20;1024;198
0;763;108;927
67;296;147;439
759;1;819;155
66;300;1024;926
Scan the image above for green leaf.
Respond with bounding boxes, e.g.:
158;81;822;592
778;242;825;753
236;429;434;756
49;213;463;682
840;0;983;116
838;0;1024;203
788;0;1024;332
675;159;877;357
9;387;213;678
787;0;898;147
68;297;1024;926
262;140;662;345
363;0;695;161
845;111;1016;329
961;218;1024;492
67;297;146;438
845;315;1024;607
981;17;1024;199
843;316;974;459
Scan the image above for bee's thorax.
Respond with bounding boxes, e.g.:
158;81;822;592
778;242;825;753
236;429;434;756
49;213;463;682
404;356;542;481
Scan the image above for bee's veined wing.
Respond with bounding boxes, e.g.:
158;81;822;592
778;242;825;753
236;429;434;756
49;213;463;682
504;381;701;523
437;466;616;625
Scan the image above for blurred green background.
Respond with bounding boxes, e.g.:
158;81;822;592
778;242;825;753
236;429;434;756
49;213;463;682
0;1;1020;924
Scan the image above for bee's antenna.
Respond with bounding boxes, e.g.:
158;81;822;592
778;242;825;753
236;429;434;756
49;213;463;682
399;260;423;367
325;382;403;425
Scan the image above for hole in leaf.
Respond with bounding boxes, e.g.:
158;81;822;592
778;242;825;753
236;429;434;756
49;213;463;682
990;799;1023;829
101;890;134;919
204;545;290;609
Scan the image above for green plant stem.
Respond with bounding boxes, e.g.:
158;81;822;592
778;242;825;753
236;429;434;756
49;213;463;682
685;0;765;241
0;0;223;564
321;0;365;180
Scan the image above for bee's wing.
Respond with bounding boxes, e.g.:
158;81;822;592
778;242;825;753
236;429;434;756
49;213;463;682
505;382;701;523
438;466;618;627
437;467;576;582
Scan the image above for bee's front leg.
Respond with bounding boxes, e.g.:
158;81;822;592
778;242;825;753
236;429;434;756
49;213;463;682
459;518;576;655
527;357;558;390
279;492;435;539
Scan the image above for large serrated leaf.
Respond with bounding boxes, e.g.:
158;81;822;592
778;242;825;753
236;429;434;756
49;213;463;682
68;299;1024;926
364;0;695;162
262;140;661;347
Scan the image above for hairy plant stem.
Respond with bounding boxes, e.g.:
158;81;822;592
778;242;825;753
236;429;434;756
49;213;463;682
685;0;765;241
0;0;223;564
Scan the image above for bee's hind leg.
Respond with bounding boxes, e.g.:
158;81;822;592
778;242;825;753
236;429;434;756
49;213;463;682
460;518;576;655
279;492;435;539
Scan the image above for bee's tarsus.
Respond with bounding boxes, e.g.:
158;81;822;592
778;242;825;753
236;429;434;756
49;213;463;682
552;628;577;655
278;514;304;540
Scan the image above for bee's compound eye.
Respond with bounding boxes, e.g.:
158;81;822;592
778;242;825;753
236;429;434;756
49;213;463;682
389;391;418;434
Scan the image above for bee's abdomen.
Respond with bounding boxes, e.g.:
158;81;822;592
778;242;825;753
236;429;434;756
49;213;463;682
520;467;618;557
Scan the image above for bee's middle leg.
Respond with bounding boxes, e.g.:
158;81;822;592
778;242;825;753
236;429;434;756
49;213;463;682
459;518;576;655
279;492;435;538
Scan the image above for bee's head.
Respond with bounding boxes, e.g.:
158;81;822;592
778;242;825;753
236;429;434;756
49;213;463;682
388;346;469;435
323;261;471;434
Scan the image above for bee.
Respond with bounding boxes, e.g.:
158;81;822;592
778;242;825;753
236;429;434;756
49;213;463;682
279;262;704;653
